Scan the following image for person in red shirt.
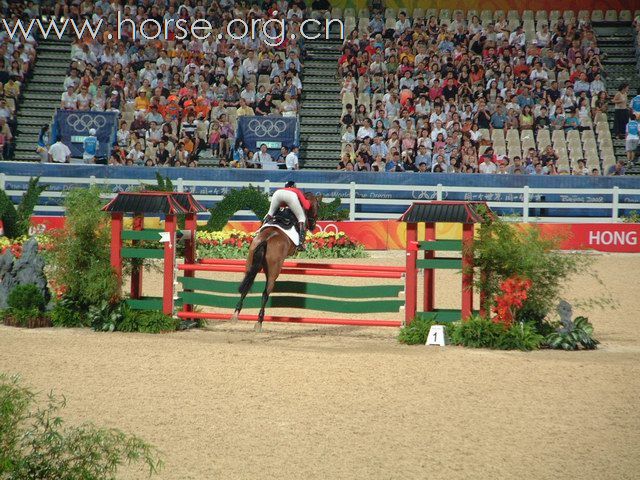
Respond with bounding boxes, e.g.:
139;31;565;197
264;181;311;251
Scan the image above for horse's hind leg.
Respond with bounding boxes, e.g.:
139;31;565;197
255;272;274;332
255;255;284;332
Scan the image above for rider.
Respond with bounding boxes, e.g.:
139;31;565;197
264;181;310;251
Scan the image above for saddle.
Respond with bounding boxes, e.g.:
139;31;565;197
265;207;300;232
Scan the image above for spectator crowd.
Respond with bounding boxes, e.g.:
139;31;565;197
27;0;322;167
0;1;38;159
337;8;630;175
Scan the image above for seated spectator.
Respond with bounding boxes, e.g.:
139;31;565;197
342;125;355;143
236;98;254;117
385;151;405;172
573;159;589;175
564;108;581;130
127;142;145;165
255;93;275;116
60;86;77;110
540;145;559;166
607;159;626;176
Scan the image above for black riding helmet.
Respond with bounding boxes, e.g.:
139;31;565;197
285;181;296;188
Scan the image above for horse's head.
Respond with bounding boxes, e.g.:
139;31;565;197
304;192;322;231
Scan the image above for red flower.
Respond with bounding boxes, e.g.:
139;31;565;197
492;276;531;327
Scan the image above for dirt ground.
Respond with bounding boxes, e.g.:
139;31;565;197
1;252;639;480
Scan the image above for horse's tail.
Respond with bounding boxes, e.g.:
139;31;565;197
238;239;268;296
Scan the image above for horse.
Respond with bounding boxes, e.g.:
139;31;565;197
230;192;321;331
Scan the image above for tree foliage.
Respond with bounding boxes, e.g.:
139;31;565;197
205;185;270;231
0;374;162;479
469;209;591;325
141;172;174;192
47;187;119;310
205;186;347;231
0;177;47;239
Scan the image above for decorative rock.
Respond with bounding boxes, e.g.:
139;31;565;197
556;299;574;333
0;238;50;310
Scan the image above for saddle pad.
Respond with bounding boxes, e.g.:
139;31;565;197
259;223;300;246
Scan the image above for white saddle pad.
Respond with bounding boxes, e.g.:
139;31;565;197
259;223;300;246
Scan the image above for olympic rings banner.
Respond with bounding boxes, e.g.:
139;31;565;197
236;115;299;158
52;110;119;158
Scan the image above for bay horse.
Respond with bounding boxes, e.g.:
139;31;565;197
230;192;321;331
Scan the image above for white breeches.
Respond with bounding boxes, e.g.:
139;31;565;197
268;189;306;224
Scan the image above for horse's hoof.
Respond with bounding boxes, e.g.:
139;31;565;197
230;312;239;323
254;322;263;333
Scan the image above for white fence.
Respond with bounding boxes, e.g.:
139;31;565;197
2;173;640;223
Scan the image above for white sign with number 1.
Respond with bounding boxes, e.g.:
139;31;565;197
426;325;445;347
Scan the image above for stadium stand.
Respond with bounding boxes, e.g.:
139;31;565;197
0;1;38;160
1;3;639;175
10;0;311;168
336;7;640;174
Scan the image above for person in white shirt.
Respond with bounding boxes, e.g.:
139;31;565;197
242;50;259;78
529;62;548;83
479;157;498;174
508;26;526;47
63;70;80;91
285;145;299;170
60;86;77;110
429;106;447;125
342;125;355;143
356;120;375;141
256;144;277;170
395;12;411;35
430;120;447;141
127;142;145;165
75;86;92;110
48;136;71;163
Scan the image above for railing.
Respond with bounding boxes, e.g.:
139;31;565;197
1;173;640;223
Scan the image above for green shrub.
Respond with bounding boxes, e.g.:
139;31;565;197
495;322;544;351
470;210;591;325
116;308;141;333
0;177;47;239
398;317;443;345
47;187;119;314
134;311;180;334
142;172;174;192
0;374;162;479
7;284;46;314
88;301;129;332
622;211;640;223
205;186;269;231
448;315;504;349
317;197;348;221
204;185;347;231
545;316;599;350
115;308;179;334
3;285;47;327
50;296;88;328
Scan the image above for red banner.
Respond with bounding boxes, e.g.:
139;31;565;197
538;223;640;253
31;216;640;253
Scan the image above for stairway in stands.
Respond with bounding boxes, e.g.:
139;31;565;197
594;20;640;174
299;36;342;169
14;36;71;162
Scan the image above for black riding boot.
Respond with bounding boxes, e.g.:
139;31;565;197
297;222;307;251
